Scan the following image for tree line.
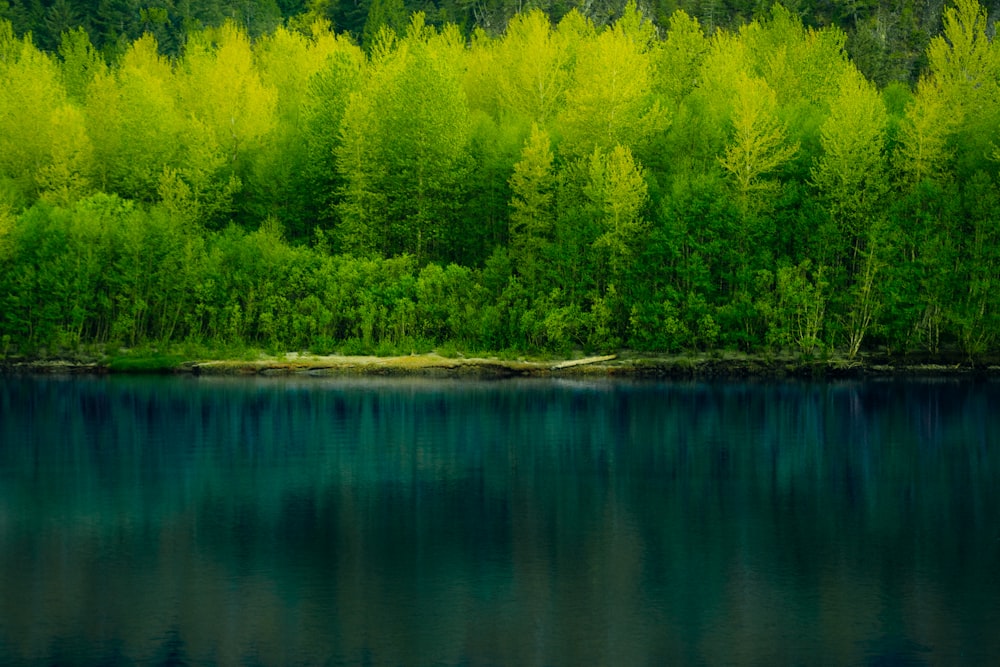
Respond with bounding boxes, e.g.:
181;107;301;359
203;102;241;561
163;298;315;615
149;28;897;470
3;0;996;83
1;0;999;359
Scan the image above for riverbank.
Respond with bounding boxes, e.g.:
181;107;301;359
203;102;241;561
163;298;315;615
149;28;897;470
3;349;999;378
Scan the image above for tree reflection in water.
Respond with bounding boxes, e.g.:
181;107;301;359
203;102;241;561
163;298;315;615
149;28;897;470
0;376;997;665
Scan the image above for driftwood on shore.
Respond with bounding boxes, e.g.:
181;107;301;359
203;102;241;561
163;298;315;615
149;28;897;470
550;355;617;370
190;353;544;377
189;352;623;376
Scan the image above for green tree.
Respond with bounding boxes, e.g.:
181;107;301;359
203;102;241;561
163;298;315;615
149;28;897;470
657;10;708;106
926;0;997;111
299;35;365;232
362;0;406;51
493;9;571;126
169;21;277;226
718;73;798;210
458;111;522;266
58;26;105;104
36;104;94;206
586;143;648;286
336;15;471;262
0;25;67;203
812;66;890;358
40;0;82;50
245;21;361;237
950;173;1000;358
84;34;183;203
179;21;277;169
924;0;999;179
508;123;556;285
559;3;667;158
894;76;958;186
741;4;849;108
812;67;888;251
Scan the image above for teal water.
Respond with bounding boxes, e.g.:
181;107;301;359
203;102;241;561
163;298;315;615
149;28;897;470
0;376;998;665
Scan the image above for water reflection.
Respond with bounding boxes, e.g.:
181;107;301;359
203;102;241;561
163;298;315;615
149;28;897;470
1;376;998;665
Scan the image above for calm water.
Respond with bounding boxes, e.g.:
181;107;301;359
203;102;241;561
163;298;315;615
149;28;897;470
1;375;998;666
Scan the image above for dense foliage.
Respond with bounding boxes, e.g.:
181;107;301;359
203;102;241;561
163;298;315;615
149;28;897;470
5;0;997;86
2;0;1000;358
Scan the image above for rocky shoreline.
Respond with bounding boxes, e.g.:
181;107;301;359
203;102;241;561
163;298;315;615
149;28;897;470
3;351;998;379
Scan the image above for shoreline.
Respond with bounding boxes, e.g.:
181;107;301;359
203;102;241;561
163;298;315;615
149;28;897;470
3;351;999;379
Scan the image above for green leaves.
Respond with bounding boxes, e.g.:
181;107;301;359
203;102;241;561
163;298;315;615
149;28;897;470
559;6;667;158
336;14;471;262
922;0;1000;181
718;74;798;207
0;28;67;200
179;22;277;169
586;144;648;276
927;0;998;108
245;23;363;236
658;10;707;105
895;77;957;186
508;124;556;283
85;35;182;203
493;9;571;126
37;104;94;207
812;68;888;238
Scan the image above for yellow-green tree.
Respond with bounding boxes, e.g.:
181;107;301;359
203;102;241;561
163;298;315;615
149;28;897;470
559;3;667;158
85;34;181;202
718;73;798;209
927;0;997;111
58;26;105;104
169;20;276;226
726;5;850;179
508;123;556;284
244;21;361;235
924;0;1000;178
178;21;277;169
0;24;67;203
657;10;708;106
811;67;889;358
299;34;365;231
462;28;499;119
580;142;650;349
895;77;958;186
493;9;572;126
336;15;471;262
587;143;649;282
37;104;94;206
685;28;752;175
740;4;848;108
812;68;888;245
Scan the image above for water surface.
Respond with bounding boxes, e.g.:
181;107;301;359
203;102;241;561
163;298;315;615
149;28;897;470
1;376;998;665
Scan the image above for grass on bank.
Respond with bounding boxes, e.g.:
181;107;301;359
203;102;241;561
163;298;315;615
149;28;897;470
105;342;258;372
4;335;995;376
67;338;548;373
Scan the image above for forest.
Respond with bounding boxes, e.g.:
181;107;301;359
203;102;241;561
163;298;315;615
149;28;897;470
1;0;999;360
3;0;990;87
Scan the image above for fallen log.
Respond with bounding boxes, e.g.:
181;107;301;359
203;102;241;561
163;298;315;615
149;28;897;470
550;354;617;370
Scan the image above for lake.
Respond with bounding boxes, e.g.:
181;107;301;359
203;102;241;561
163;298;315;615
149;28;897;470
1;375;998;665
